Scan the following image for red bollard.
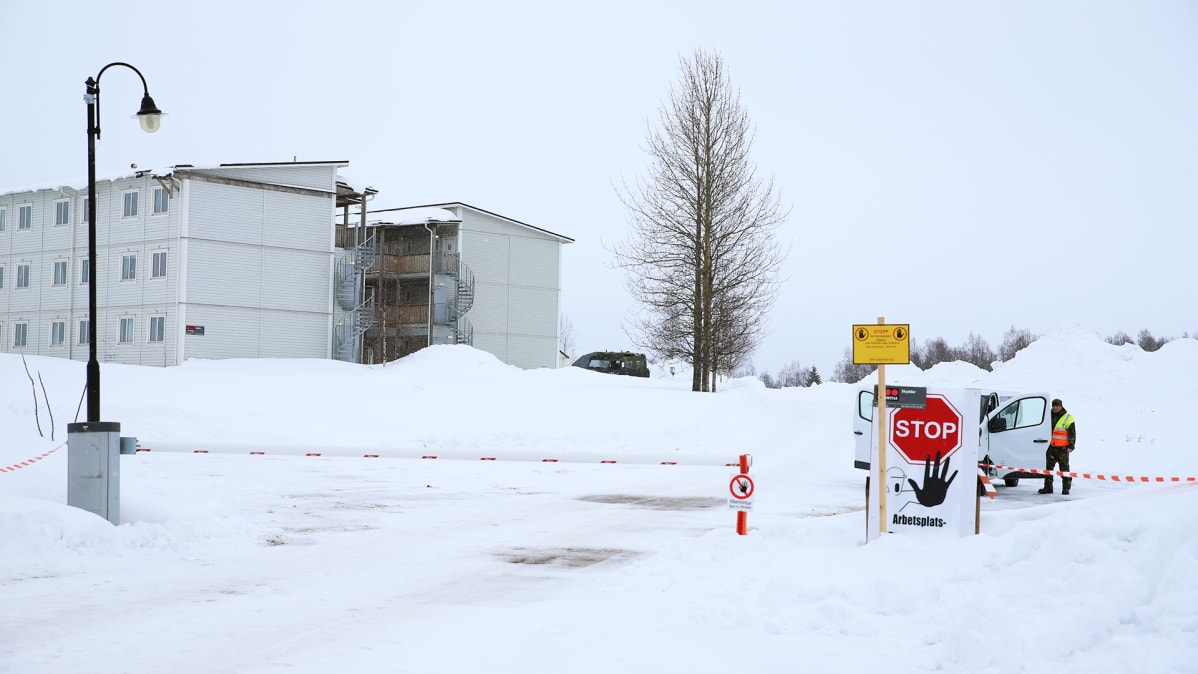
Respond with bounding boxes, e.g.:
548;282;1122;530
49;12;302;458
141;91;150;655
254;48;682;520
736;453;750;536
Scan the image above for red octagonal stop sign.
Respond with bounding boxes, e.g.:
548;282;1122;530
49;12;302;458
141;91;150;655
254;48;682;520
888;394;964;464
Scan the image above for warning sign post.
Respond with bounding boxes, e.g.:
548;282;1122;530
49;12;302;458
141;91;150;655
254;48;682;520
728;474;754;511
866;389;978;542
728;454;752;535
854;318;910;537
852;323;910;365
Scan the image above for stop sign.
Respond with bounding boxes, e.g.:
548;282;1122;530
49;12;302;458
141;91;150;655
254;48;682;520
888;394;964;464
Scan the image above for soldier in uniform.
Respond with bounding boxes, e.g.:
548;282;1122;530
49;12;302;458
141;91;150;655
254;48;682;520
1039;398;1076;495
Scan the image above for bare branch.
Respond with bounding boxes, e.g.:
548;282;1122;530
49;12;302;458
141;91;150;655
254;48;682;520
39;373;56;441
21;354;44;438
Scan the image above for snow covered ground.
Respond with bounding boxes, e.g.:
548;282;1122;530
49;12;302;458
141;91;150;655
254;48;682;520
2;327;1196;673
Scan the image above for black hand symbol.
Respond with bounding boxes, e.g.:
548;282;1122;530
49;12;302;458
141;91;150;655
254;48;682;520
735;478;751;496
907;451;958;507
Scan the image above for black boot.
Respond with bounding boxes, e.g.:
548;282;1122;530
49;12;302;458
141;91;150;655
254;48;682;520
1038;486;1053;494
1062;488;1070;495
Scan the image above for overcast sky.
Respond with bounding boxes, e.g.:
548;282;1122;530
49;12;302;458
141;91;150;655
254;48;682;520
3;1;1195;374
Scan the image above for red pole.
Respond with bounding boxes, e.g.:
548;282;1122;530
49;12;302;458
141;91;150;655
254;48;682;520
737;453;749;535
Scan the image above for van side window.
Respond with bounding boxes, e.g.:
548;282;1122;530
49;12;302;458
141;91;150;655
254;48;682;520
858;391;875;422
994;397;1047;431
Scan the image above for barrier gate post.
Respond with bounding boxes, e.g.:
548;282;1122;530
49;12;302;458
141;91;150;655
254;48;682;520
737;453;750;535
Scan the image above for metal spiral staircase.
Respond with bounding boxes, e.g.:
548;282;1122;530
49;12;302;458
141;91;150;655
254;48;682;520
440;253;475;346
334;234;376;361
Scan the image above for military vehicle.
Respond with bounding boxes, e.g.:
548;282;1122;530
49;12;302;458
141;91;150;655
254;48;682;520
571;351;650;378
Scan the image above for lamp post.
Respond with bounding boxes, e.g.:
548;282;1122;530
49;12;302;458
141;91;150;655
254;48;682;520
69;63;162;526
84;62;162;422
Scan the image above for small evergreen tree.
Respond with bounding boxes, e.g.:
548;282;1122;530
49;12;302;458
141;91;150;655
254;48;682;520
805;366;822;386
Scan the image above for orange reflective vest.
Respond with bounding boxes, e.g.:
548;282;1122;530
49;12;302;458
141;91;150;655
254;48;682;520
1051;413;1075;447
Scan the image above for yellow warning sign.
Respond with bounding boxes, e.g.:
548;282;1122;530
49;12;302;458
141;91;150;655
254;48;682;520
852;324;910;365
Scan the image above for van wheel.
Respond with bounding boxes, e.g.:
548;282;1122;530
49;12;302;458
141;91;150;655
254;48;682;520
1004;477;1020;487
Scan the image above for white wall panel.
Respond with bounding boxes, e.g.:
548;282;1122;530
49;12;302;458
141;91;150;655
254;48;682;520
177;304;262;360
457;207;564;370
196;164;339;192
187;182;264;245
259;309;331;358
184;240;263;307
261;248;332;313
264;190;332;252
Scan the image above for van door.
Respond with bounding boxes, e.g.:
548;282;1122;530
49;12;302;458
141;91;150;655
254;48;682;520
852;389;876;470
982;393;1051;483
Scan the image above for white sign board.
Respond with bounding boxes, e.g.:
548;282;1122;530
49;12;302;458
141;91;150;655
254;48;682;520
728;474;754;511
867;388;977;541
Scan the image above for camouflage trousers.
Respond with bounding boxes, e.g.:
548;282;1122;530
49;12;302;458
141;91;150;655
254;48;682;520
1044;446;1072;490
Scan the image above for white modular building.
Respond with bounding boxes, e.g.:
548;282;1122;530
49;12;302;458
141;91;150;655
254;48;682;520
359;203;574;370
0;162;571;370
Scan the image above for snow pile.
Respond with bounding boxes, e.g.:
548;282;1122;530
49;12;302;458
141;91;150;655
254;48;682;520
2;329;1196;673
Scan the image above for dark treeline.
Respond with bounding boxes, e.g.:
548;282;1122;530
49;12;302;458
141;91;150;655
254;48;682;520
748;327;1195;388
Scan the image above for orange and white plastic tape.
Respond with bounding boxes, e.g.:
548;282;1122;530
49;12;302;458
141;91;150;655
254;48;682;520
0;443;65;474
976;468;996;499
984;463;1197;483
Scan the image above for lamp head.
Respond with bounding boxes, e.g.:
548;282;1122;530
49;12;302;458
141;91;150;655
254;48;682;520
136;93;162;133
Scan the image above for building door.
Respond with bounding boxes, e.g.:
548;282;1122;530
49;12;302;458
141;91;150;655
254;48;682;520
433;284;448;324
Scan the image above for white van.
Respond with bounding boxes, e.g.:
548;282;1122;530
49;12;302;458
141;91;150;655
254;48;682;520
852;387;1053;487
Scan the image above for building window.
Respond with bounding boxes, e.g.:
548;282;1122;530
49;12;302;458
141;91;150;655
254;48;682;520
79;319;89;345
153;187;169;214
14;323;28;348
122;191;138;218
0;266;4;289
51;321;66;346
19;205;32;230
55;200;71;226
81;259;90;285
121;254;137;281
152;251;167;278
0;208;6;232
17;264;30;288
149;316;165;342
82;197;89;223
119;317;134;344
53;261;68;286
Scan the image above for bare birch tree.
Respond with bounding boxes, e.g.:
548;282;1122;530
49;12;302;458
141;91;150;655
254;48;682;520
611;48;788;392
778;360;806;388
558;313;576;360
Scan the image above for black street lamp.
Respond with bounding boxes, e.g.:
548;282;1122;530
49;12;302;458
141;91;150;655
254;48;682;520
84;62;162;422
69;63;162;525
